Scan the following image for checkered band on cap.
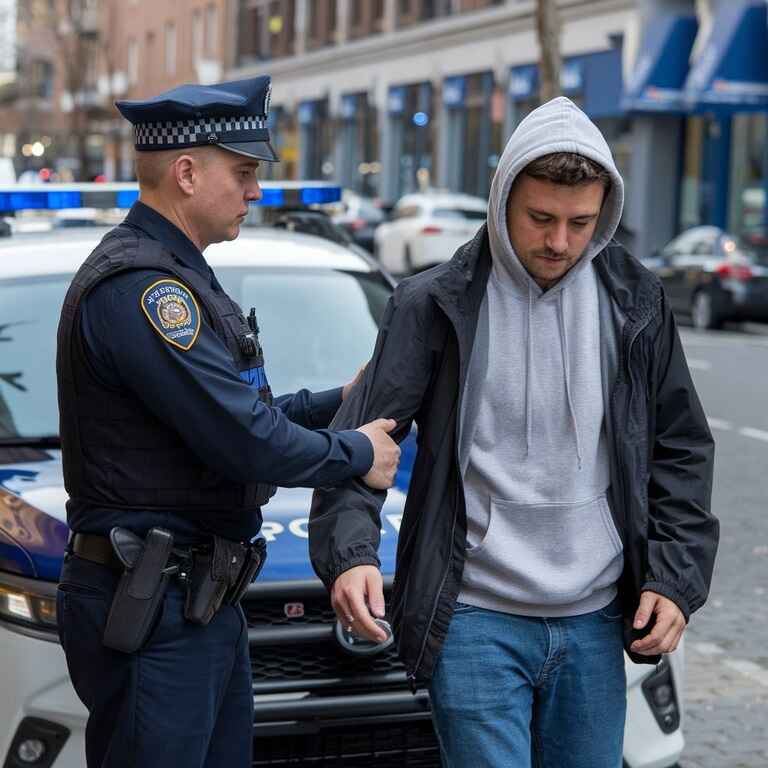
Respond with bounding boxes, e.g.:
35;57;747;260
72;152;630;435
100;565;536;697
134;115;267;147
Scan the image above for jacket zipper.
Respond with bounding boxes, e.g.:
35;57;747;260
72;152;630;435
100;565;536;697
612;313;653;544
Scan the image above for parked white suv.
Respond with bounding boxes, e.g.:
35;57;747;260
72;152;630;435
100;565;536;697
374;192;487;275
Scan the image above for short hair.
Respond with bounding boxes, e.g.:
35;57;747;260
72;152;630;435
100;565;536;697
134;147;216;190
523;152;612;192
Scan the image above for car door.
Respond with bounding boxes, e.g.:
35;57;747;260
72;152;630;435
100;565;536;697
659;228;719;311
672;230;720;311
378;204;420;273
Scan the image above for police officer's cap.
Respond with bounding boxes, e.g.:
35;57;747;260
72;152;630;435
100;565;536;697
115;76;279;162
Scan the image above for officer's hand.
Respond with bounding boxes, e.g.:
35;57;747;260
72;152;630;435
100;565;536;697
356;418;400;489
331;565;388;643
342;363;368;401
630;592;686;655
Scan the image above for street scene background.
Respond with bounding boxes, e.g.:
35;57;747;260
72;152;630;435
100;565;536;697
1;0;767;766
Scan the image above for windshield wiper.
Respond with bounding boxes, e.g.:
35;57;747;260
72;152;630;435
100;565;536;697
0;435;61;448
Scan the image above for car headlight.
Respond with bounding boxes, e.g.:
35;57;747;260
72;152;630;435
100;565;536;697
0;574;58;636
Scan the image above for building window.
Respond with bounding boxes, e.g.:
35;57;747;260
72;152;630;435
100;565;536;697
192;10;204;62
30;58;54;99
729;113;768;235
206;4;219;57
127;39;139;85
308;0;335;49
164;22;176;76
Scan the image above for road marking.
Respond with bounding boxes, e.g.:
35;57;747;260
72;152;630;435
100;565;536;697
724;660;768;688
691;643;768;688
681;337;768;350
691;642;726;656
687;358;712;371
706;417;732;431
739;427;768;443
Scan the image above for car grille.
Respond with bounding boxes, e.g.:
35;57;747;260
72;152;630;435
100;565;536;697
244;595;337;627
243;585;440;766
253;720;441;767
243;591;408;689
252;642;404;682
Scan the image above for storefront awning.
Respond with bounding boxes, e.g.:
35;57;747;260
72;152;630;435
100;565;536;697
622;12;698;112
684;1;768;111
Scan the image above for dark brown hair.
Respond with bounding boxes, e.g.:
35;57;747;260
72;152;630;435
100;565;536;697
523;152;612;192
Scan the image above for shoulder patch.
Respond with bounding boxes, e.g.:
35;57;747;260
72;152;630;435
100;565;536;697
140;279;201;351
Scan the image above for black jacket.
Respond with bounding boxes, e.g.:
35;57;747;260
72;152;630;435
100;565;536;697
310;226;718;682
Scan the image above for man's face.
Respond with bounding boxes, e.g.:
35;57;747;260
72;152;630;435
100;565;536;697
193;150;262;245
506;175;605;290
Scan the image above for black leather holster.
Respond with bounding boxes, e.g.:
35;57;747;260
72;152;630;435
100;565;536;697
102;527;175;653
183;537;267;626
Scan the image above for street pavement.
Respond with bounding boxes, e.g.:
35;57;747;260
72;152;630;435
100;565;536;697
675;324;768;768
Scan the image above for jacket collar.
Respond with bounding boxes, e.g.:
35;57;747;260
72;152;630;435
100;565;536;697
430;224;492;314
593;243;661;323
431;226;660;326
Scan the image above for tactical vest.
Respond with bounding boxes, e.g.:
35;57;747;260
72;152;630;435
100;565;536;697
57;224;276;527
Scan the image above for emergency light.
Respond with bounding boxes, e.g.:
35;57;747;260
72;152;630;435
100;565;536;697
0;182;342;213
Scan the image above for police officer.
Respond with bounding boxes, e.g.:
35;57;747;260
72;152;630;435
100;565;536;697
55;75;400;768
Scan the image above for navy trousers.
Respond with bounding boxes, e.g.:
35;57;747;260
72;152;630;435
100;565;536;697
57;554;253;768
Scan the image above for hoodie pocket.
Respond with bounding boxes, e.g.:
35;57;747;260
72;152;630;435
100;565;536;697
464;494;623;606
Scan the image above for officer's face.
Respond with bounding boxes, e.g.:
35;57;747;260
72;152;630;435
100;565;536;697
506;175;604;290
196;151;262;244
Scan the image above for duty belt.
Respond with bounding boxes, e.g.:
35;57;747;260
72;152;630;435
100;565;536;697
69;532;208;572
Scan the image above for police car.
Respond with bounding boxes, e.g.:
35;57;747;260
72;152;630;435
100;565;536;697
0;184;684;768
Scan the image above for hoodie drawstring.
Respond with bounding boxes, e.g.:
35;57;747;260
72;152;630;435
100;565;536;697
558;291;583;470
525;287;534;457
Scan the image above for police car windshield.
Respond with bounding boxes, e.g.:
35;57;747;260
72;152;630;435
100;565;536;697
0;268;391;441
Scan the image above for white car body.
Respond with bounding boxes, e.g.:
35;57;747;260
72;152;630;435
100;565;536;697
0;225;685;768
374;192;487;274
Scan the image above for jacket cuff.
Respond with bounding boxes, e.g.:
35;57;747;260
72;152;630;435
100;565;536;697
340;429;374;476
309;387;344;428
641;581;691;622
327;553;381;589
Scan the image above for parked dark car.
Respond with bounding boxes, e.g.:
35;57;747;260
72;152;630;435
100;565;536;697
331;191;386;253
645;226;768;330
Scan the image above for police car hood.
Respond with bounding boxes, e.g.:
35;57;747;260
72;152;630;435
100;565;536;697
0;450;409;583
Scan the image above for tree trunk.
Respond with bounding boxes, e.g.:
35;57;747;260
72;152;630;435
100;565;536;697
536;0;561;103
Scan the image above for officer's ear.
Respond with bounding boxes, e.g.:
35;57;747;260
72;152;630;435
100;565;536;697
173;154;197;197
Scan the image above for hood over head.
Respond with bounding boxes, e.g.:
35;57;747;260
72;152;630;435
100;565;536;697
487;96;624;293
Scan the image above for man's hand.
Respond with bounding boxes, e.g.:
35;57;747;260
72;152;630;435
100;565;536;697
630;591;686;655
331;565;388;643
356;418;400;489
342;364;367;401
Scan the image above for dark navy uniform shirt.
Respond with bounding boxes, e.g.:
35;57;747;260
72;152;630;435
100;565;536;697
70;201;372;538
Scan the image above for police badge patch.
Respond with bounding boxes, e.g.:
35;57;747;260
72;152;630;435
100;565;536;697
140;279;201;351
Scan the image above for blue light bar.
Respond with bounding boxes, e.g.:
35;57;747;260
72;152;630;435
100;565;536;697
255;188;285;207
0;190;82;211
116;189;140;208
301;186;342;205
0;182;342;212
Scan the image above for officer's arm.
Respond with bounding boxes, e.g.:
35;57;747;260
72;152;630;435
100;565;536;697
90;274;373;487
272;388;343;429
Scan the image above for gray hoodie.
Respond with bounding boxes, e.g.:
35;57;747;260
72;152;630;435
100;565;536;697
458;97;626;617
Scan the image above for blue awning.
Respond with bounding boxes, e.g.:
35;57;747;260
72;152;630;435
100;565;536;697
622;12;698;112
684;1;768;111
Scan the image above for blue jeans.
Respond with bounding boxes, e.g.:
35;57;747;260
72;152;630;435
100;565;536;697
57;554;252;768
429;599;627;768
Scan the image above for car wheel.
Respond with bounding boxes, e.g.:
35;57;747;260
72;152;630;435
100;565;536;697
691;290;722;331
